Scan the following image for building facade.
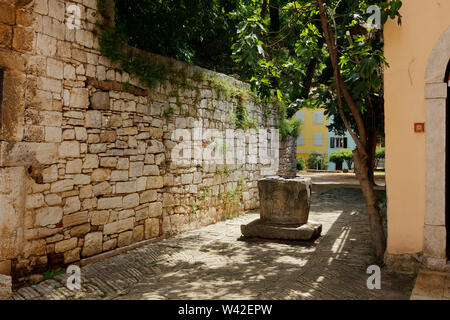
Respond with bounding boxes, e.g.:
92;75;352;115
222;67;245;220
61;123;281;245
384;0;450;270
327;115;357;171
295;108;329;165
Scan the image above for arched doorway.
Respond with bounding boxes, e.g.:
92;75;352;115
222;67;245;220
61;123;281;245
424;26;450;269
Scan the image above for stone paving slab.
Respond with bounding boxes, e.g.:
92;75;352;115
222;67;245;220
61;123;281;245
12;187;415;300
410;270;450;300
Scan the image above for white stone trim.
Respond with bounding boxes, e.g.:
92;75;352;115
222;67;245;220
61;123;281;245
424;26;450;266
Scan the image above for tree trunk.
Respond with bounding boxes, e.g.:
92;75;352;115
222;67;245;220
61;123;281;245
269;0;280;33
317;0;386;261
353;149;386;261
367;130;378;186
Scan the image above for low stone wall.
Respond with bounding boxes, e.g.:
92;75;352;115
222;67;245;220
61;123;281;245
0;0;283;278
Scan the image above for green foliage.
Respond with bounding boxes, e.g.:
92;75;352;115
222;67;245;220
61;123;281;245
113;0;257;74
307;152;328;170
341;149;355;169
329;149;354;169
279;119;301;138
204;74;260;130
376;147;385;160
162;106;175;119
296;156;306;171
231;0;403;136
375;147;385;168
329;150;345;165
277;100;301;138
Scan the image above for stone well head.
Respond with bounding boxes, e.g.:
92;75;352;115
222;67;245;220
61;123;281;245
258;176;312;226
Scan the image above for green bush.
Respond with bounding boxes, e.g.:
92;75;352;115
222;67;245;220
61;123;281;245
307;153;328;170
341;149;354;169
375;147;385;168
330;149;355;170
329;150;344;166
376;147;385;160
296;156;306;171
279;119;301;138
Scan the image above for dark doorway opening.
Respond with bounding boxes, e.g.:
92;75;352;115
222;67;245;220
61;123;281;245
446;60;450;260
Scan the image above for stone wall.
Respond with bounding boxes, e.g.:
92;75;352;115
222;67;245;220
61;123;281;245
0;0;282;278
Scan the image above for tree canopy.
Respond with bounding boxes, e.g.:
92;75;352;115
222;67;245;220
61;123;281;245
230;0;402;261
114;0;257;74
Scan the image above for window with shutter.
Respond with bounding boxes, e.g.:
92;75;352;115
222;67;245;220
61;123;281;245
297;133;304;146
295;112;305;124
313;112;323;124
313;133;323;146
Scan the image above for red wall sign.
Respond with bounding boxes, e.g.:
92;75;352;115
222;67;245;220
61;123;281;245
414;123;425;133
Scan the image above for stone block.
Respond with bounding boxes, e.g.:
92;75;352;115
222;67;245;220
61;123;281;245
145;218;160;239
93;181;112;197
82;232;103;257
55;237;77;253
259;177;311;226
91;211;109;225
59;141;80;158
116;181;136;194
35;206;62;227
148;202;163;218
140;190;157;204
97;197;122;210
103;218;134;235
241;219;322;241
85;110;102;128
63;211;88;228
117;231;133;248
146;176;163;189
91;168;111;182
63;196;81;214
90;91;110;110
123;193;139;209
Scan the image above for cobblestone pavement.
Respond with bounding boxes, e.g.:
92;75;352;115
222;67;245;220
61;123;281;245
13;186;415;300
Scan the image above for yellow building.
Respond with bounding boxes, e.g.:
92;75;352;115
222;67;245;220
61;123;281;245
294;108;329;164
384;0;450;271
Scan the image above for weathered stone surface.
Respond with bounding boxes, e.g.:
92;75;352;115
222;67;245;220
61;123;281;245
55;238;78;253
82;232;103;257
140;190;157;204
59;141;80;158
91;211;109;225
259;177;312;226
104;218;134;235
241;176;321;241
145;218;160;239
241;219;322;241
123;193;139;209
64;247;81;264
35;207;62;227
90;91;110;110
97;197;122;210
148;202;163;218
118;231;133;248
0;275;12;300
63;196;81;214
63;212;88;228
0;0;283;278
